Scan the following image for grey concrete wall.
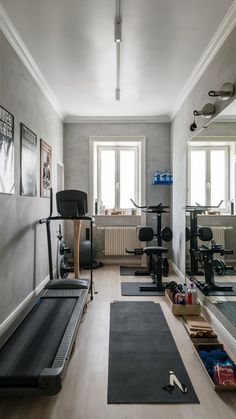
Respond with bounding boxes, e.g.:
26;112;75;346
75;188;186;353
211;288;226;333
171;26;236;274
63;123;171;254
0;30;63;324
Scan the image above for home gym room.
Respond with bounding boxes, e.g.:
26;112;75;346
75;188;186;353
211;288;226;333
0;0;236;418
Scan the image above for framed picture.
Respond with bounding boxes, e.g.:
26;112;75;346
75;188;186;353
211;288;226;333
0;105;15;194
20;123;37;196
40;139;52;198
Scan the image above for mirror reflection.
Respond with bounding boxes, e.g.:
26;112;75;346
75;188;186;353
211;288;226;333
185;100;236;336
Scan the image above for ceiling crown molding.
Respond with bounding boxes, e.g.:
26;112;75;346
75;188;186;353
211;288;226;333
64;115;170;124
0;4;64;120
214;115;236;122
170;1;236;121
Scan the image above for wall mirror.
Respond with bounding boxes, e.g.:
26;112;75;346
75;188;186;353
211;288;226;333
185;99;236;338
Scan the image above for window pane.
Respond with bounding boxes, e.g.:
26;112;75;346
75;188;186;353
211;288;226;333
210;150;226;207
100;150;115;208
120;150;136;208
190;150;206;205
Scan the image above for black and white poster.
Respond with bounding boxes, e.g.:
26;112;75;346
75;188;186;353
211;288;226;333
0;106;14;194
40;139;52;198
20;123;37;196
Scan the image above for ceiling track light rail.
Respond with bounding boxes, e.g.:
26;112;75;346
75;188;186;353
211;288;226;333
114;0;122;101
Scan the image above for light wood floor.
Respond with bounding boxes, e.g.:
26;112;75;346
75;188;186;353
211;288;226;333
0;265;236;419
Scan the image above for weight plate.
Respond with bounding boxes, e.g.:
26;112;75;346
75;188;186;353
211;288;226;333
211;259;226;276
161;226;173;242
198;227;213;242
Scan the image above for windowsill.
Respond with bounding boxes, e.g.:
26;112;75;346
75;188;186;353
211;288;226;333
198;213;236;217
93;214;141;217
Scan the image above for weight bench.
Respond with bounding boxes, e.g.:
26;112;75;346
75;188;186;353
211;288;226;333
126;226;169;292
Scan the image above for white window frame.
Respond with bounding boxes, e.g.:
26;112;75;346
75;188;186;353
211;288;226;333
89;136;146;214
188;144;230;209
97;145;139;210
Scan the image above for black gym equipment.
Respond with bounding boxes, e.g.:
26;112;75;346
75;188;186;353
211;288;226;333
126;226;169;277
185;203;233;294
0;189;93;395
56;224;103;274
186;202;226;275
194;244;233;294
41;188;94;298
80;228;104;270
126;199;172;292
56;224;74;279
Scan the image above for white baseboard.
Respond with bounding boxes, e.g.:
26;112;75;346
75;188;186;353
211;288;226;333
99;257;143;265
0;272;54;335
169;260;185;282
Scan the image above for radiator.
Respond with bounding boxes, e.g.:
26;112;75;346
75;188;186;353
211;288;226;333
104;226;140;256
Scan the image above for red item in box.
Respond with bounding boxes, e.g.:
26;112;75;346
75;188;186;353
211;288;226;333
213;365;236;386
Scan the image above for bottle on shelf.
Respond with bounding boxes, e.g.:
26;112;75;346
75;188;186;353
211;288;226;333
186;282;198;305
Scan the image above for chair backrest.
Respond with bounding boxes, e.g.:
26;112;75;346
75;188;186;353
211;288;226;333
138;226;154;242
56;190;88;218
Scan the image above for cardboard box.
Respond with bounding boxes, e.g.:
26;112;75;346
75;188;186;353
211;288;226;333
193;343;236;391
165;289;201;316
182;316;218;344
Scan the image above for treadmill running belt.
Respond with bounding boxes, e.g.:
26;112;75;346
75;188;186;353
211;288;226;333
0;297;77;387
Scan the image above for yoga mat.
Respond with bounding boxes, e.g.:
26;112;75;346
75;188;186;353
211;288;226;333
214;301;236;326
108;301;199;404
120;266;149;276
121;282;167;296
198;281;236;296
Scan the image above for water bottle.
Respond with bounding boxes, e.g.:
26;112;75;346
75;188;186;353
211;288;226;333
152;170;161;185
187;282;198;305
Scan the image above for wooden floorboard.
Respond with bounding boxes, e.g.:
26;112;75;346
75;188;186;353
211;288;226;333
0;265;236;419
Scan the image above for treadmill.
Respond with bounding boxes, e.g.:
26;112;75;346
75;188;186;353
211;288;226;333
0;189;93;395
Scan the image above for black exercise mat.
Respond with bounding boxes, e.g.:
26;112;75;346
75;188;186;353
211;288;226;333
198;281;236;296
121;282;168;296
120;266;149;276
108;301;199;404
214;301;236;326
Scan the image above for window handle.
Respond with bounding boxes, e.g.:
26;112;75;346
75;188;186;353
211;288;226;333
206;182;211;189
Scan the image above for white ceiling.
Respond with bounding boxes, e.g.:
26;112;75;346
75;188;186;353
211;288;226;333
1;0;235;119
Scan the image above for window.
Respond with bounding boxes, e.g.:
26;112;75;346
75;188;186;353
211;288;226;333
188;145;229;208
91;137;145;212
98;145;139;209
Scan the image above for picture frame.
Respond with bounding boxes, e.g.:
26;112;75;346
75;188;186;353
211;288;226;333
20;123;37;196
40;139;52;198
0;105;15;194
